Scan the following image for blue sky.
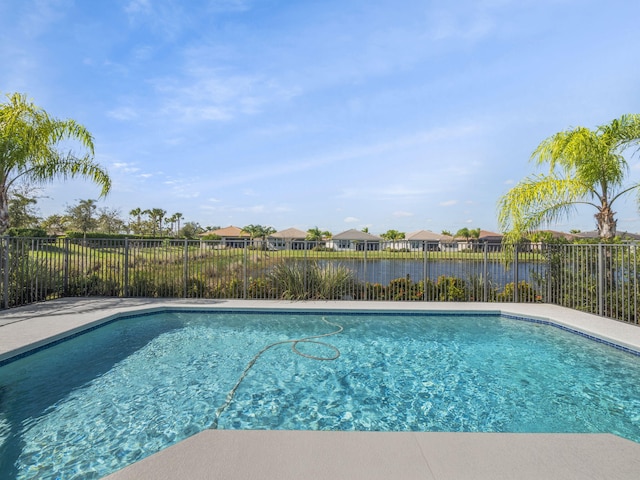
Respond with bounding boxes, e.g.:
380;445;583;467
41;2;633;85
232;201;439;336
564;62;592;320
1;0;640;235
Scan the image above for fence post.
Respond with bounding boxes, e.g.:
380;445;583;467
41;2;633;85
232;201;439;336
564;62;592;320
513;243;519;302
243;240;248;299
123;238;129;297
598;243;604;317
546;243;552;304
304;241;308;296
63;237;70;296
422;241;427;301
2;237;9;309
183;239;188;298
483;242;488;302
363;242;368;299
633;244;638;324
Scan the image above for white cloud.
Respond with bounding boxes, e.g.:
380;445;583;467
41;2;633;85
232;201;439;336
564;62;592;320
440;200;457;207
344;217;359;223
112;162;141;173
107;107;139;121
124;0;151;15
393;211;414;217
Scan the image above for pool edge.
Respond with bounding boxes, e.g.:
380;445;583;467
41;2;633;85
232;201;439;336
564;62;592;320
2;299;640;363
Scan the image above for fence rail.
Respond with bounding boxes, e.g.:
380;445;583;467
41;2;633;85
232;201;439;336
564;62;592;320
0;237;637;325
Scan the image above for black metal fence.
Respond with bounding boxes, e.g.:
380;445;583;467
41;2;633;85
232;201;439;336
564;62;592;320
0;237;637;324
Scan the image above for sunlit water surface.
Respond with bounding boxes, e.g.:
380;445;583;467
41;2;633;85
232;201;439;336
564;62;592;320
1;310;639;479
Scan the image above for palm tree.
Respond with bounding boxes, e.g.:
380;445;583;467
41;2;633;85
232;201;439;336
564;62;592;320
381;229;405;250
171;212;183;235
241;224;275;249
455;228;471;242
306;226;331;242
498;114;640;240
129;207;143;234
0;93;111;234
241;224;260;245
145;208;166;236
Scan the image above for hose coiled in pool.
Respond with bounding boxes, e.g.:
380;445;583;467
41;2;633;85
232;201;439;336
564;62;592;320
210;316;343;429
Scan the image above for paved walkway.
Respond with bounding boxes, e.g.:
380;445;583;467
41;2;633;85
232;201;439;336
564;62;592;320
2;298;640;479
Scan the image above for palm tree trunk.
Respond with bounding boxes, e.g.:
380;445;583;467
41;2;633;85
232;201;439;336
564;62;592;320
596;206;617;239
0;185;10;235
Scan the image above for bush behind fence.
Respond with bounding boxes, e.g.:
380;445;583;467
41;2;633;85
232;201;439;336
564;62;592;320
0;237;637;324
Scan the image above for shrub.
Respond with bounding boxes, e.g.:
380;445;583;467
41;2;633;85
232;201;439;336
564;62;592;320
268;260;358;300
435;275;468;301
496;281;539;302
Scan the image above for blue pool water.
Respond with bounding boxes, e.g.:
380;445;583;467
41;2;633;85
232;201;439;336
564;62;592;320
1;310;640;479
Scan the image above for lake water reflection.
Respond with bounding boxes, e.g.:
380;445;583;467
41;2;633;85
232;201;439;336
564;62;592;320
321;259;543;286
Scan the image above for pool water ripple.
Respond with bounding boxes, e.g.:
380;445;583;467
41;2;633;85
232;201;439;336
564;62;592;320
1;311;640;479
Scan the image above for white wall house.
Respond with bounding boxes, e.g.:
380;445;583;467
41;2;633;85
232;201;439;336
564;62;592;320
268;227;310;250
326;229;382;251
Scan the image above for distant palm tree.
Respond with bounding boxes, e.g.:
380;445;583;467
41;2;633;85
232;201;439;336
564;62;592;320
129;207;142;234
306;226;331;242
172;212;183;235
242;224;276;248
381;229;405;241
0;93;111;234
144;208;166;236
381;229;405;249
455;228;471;242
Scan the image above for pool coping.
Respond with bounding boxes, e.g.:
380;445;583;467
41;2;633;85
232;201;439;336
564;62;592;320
2;298;640;479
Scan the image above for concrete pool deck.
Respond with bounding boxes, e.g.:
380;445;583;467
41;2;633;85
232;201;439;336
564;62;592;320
2;298;640;479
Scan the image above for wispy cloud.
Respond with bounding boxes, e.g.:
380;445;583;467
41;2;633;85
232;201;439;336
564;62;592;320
393;211;414;217
206;123;485;190
123;0;190;40
440;200;458;207
150;66;297;123
107;107;139;121
428;6;496;43
112;162;140;173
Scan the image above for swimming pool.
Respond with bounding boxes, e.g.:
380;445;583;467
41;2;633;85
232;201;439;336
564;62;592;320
1;308;640;479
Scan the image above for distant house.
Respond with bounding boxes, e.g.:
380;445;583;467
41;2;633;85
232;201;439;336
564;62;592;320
326;229;382;251
478;230;504;244
199;225;249;248
574;230;640;242
442;230;503;252
405;230;449;251
269;227;310;250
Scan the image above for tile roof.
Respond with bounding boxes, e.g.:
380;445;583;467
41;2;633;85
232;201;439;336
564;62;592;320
205;225;249;237
270;227;308;239
405;230;448;241
332;229;383;241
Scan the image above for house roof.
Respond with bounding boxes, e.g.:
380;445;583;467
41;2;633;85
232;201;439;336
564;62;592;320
405;230;448;241
478;230;503;241
530;230;577;241
575;230;640;240
270;227;308;239
202;225;249;237
331;229;382;241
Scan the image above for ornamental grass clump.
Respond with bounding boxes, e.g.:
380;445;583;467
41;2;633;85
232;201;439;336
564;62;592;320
268;260;357;300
